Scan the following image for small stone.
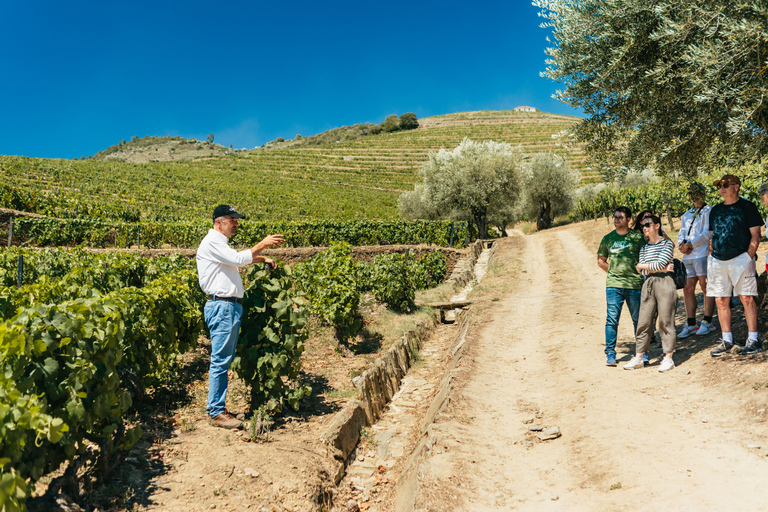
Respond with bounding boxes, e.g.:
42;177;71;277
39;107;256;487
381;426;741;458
522;418;534;424
346;499;360;512
529;425;544;432
244;468;259;478
748;444;761;449
353;376;363;389
551;496;559;501
538;426;562;441
702;419;708;423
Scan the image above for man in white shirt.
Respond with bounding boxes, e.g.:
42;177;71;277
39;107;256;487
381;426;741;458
676;182;717;338
197;204;284;429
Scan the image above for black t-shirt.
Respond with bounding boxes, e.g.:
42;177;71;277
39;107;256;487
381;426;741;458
709;197;763;261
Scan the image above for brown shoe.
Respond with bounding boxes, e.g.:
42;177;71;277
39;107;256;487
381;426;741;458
226;409;246;420
207;412;242;429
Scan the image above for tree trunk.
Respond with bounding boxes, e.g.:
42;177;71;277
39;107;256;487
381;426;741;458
537;200;552;230
472;208;489;239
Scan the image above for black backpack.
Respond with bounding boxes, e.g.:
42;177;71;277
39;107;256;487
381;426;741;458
672;259;687;289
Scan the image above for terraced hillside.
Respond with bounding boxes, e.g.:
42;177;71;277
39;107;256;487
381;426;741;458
1;110;593;224
244;110;593;191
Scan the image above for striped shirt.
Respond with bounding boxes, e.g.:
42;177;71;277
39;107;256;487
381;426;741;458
638;238;674;276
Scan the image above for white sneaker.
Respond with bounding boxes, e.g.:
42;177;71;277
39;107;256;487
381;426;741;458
678;323;699;338
659;358;675;372
623;356;645;370
695;321;717;336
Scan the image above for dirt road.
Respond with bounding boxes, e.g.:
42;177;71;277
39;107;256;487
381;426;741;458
411;221;768;511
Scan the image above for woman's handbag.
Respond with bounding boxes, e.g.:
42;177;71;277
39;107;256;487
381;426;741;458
673;259;687;289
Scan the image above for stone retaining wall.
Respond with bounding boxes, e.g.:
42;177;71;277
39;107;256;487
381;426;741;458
320;239;495;485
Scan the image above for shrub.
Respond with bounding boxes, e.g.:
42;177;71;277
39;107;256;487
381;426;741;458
399;112;419;130
371;252;416;313
293;242;361;352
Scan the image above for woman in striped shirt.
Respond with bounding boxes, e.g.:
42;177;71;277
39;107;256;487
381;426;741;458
624;214;677;372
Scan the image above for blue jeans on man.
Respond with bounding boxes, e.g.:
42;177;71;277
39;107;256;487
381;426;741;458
204;300;244;417
605;287;641;357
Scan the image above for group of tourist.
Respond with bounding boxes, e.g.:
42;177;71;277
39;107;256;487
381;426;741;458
598;174;766;372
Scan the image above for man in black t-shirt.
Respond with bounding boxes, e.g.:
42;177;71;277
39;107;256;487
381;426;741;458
708;174;763;356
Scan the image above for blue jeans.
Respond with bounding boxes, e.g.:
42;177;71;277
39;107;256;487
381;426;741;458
204;300;243;417
605;287;641;357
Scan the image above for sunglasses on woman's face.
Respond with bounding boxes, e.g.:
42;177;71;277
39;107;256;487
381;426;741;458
641;222;654;228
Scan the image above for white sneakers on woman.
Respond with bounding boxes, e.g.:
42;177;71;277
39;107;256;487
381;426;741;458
623;356;675;372
658;358;675;372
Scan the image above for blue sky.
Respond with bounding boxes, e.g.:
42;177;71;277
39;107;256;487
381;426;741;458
0;1;580;159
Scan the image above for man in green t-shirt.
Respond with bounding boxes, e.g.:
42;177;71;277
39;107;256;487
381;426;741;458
597;207;647;366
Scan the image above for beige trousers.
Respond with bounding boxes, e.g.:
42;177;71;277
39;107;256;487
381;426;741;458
635;274;678;355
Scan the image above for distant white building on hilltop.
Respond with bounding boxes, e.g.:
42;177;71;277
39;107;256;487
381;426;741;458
514;106;537;112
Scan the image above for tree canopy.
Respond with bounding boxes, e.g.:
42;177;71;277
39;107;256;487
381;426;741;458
521;152;579;229
535;0;768;176
398;138;523;238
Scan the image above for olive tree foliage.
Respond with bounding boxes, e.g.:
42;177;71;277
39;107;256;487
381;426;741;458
534;0;768;176
520;152;580;230
398;138;523;239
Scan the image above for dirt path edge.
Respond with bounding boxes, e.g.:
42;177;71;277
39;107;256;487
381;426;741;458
393;310;473;512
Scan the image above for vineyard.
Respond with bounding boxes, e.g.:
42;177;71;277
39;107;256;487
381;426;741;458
0;242;452;511
0;110;587;224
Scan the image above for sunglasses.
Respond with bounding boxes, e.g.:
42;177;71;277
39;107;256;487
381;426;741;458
719;183;731;189
641;222;654;228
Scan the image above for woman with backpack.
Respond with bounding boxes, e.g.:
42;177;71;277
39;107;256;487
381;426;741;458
624;214;677;372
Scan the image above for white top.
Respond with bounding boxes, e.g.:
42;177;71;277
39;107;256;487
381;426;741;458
196;229;253;298
676;205;712;262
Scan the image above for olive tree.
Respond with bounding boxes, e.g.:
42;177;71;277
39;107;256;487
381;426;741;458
520;152;579;230
535;0;768;175
398;138;523;239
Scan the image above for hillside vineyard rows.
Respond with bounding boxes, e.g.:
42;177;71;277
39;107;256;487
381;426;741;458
1;111;588;224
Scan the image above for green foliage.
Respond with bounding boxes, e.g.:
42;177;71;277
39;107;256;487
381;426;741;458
570;168;768;222
399;138;524;238
381;115;401;133
413;251;447;290
293;242;362;345
399;113;419;131
12;216;469;249
370;253;416;313
0;248;204;385
520;152;580;229
536;0;768;175
0;298;141;511
231;263;311;413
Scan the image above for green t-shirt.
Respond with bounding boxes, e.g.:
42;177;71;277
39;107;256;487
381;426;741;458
597;230;646;289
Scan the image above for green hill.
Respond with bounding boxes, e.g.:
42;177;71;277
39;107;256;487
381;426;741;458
1;110;592;224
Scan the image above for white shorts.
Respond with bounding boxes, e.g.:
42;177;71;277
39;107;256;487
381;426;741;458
683;257;708;278
706;253;758;297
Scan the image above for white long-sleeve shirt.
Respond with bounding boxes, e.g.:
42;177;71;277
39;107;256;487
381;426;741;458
676;205;712;261
196;229;253;298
